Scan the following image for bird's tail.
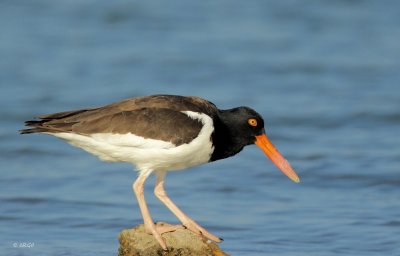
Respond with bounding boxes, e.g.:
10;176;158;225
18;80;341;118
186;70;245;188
19;109;88;134
20;120;49;134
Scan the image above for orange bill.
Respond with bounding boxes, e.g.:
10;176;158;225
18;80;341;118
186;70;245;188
255;134;300;183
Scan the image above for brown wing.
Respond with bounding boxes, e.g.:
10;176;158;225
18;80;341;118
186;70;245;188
20;95;218;146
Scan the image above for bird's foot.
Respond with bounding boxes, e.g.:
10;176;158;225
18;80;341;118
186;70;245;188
153;222;184;234
144;222;184;250
182;220;222;243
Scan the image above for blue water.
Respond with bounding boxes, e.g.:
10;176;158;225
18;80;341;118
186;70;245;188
1;1;400;255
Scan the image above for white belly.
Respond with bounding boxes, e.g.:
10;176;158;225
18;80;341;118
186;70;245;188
50;111;215;172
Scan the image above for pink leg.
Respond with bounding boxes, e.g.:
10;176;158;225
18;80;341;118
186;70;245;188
132;171;181;250
154;171;222;242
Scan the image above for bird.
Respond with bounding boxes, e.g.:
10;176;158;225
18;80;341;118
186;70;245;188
20;94;300;250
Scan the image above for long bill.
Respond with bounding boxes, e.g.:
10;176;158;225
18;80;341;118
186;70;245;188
255;134;300;183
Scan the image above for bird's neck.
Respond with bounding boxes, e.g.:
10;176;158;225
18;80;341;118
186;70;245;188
209;109;248;162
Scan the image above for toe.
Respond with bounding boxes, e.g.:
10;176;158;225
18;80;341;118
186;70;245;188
144;222;168;250
183;221;221;243
155;222;185;234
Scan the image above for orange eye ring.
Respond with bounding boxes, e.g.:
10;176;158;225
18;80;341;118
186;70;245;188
248;118;258;127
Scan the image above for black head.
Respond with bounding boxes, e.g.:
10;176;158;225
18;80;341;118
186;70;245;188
213;106;300;183
211;107;265;161
219;106;265;145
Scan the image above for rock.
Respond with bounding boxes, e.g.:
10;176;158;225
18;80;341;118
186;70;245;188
118;222;229;256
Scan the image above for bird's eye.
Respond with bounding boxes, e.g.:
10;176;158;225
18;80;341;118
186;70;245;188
248;118;257;127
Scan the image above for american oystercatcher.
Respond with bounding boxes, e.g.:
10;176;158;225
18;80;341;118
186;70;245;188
21;94;300;250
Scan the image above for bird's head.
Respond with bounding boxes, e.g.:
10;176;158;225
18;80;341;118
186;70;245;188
222;107;300;183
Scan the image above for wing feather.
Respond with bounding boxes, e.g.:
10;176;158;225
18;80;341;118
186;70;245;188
21;95;218;146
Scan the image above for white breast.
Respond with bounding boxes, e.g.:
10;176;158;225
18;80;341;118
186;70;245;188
50;111;215;173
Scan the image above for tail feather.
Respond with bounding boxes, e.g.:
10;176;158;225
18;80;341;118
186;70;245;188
20;127;51;134
24;120;45;126
20;109;88;134
38;109;88;120
19;120;44;134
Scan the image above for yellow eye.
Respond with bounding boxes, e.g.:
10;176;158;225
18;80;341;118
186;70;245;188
248;118;257;127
